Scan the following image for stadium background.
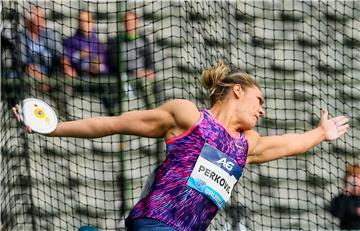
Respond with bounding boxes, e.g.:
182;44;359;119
1;0;360;230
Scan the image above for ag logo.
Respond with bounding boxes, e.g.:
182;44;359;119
217;158;234;171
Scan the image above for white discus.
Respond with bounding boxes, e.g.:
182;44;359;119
19;98;58;134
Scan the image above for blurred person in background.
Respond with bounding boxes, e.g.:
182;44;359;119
63;9;115;115
330;164;360;229
20;4;63;91
63;9;109;78
108;11;157;109
19;4;67;116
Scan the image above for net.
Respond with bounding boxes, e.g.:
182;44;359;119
1;0;360;230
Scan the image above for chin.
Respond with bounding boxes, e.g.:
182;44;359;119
242;123;255;131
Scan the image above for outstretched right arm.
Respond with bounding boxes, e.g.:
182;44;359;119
50;109;173;138
12;99;200;139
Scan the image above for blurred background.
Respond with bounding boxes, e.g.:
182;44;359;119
1;0;359;230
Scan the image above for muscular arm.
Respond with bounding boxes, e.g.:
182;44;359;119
246;110;349;164
45;99;199;139
49;109;173;138
245;128;325;164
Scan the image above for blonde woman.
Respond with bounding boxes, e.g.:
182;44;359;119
13;62;349;231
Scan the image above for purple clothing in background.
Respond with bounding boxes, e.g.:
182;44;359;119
63;30;109;75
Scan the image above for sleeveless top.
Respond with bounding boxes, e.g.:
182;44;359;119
126;109;248;231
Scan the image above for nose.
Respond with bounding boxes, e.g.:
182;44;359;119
259;107;265;117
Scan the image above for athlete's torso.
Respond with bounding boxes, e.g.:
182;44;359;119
126;109;248;231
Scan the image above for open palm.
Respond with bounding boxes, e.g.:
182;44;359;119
319;110;349;141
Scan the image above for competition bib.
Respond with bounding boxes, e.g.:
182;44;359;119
187;143;243;208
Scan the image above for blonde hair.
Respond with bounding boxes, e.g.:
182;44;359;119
202;62;260;106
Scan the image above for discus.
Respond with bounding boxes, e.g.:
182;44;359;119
19;98;58;134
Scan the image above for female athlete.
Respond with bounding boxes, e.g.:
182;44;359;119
12;62;349;231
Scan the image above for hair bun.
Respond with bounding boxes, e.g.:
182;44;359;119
202;62;230;95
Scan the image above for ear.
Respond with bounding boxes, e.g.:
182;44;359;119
233;84;243;99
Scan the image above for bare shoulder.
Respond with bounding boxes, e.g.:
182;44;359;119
160;99;194;107
244;130;261;154
160;99;201;129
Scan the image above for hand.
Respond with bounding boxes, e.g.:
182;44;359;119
11;104;33;133
137;69;155;80
319;109;349;141
145;69;155;80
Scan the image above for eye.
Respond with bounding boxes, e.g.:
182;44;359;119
257;97;264;105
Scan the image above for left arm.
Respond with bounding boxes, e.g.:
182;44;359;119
246;110;349;164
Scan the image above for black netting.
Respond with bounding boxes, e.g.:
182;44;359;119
1;0;360;230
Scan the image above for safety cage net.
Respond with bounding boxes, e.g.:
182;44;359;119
1;0;359;230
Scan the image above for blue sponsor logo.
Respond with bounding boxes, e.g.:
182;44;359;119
200;143;242;179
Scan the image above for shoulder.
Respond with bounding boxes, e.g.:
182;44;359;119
160;99;199;115
244;130;261;153
160;99;200;129
162;99;197;107
244;130;260;141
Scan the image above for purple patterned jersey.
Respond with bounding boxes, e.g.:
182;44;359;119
126;109;248;230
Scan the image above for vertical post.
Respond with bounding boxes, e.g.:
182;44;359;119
116;0;127;221
13;1;37;230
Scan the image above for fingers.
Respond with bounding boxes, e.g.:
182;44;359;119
320;109;328;121
335;124;349;138
26;125;33;134
337;124;349;132
337;129;348;138
333;116;349;126
11;104;20;122
11;104;33;134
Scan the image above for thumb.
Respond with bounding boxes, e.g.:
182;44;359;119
11;104;21;122
320;108;328;122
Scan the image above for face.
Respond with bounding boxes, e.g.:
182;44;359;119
234;85;265;130
79;11;94;35
125;12;138;33
346;174;360;196
29;6;46;32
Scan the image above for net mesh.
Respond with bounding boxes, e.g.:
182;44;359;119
1;0;360;230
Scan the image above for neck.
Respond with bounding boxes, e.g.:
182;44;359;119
210;100;239;135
